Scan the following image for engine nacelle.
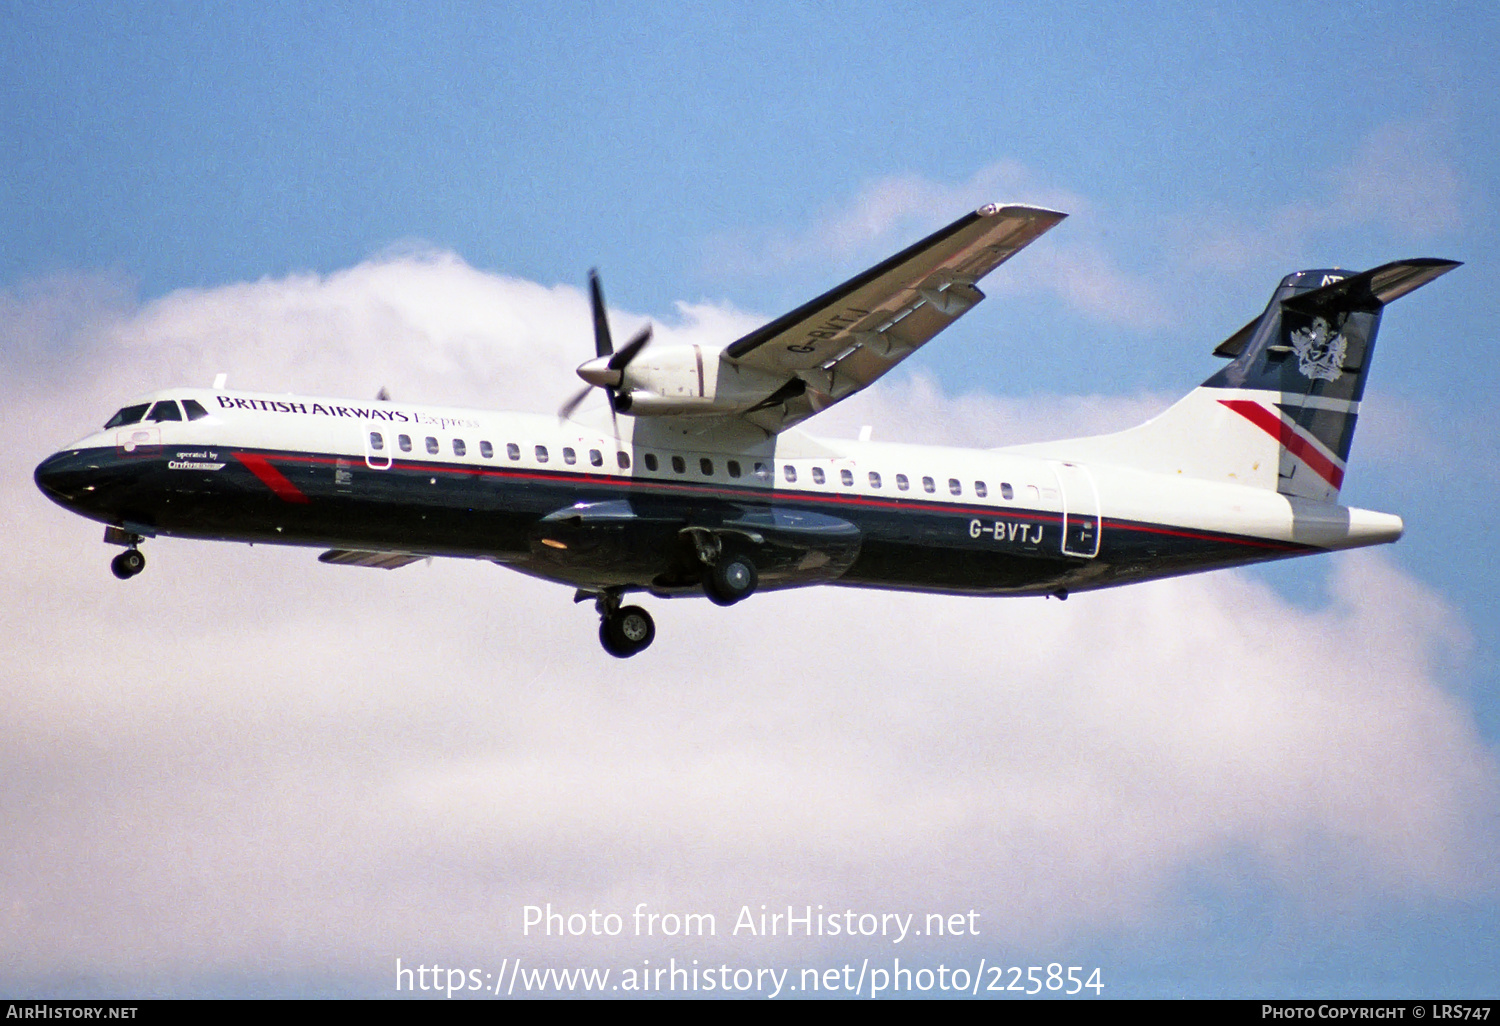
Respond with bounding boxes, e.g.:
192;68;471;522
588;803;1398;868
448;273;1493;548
616;345;785;417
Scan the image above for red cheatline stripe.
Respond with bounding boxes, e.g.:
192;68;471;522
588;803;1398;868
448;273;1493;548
235;446;1305;551
1219;399;1344;489
233;452;310;503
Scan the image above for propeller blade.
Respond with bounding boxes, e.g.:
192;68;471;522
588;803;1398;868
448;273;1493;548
588;269;613;359
557;384;594;422
565;271;647;429
608;324;652;371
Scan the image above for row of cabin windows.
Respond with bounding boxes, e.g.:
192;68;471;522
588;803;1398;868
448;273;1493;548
101;411;1018;502
367;431;1018;501
779;465;1012;500
369;433;632;470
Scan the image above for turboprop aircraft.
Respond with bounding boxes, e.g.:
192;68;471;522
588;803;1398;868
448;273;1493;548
34;204;1457;656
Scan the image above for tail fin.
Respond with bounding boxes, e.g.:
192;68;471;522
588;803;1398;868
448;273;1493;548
1012;259;1459;499
1201;260;1459;499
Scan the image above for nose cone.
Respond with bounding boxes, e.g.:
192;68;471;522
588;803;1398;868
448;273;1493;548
34;451;74;504
34;449;113;512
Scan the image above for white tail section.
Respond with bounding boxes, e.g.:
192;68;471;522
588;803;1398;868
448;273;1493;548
1000;386;1297;491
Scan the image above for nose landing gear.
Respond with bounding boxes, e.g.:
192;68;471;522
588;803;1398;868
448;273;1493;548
110;547;145;580
104;526;148;580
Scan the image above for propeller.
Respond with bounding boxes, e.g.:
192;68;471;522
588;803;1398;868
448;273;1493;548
558;269;652;430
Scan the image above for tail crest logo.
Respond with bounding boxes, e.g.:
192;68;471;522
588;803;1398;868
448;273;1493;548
1289;317;1348;381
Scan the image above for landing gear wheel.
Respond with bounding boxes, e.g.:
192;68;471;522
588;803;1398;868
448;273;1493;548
599;605;655;658
110;549;145;580
704;554;757;607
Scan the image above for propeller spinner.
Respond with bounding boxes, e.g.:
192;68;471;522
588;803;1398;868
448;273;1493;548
558;270;651;424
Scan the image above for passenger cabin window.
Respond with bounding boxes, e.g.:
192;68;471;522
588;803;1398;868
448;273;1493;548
840;469;854;487
453;439;466;457
975;481;988;498
369;432;385;451
480;440;493;459
147;401;182;422
182;399;210;421
869;471;882;488
399;434;413;452
922;476;936;494
1001;482;1014;500
589;449;603;467
617;451;630;469
784;465;797;483
671;455;686;473
896;473;909;491
563;447;576;465
754;462;770;482
700;458;713;476
644;453;658;471
507;443;521;460
535;445;549;463
426;436;439;455
812;467;825;485
727;460;741;478
949;478;962;496
105;404;151;428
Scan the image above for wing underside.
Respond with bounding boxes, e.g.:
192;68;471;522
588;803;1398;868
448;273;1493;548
723;204;1065;433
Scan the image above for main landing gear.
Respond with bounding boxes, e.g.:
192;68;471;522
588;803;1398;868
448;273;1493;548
704;552;757;607
684;529;759;607
594;591;656;659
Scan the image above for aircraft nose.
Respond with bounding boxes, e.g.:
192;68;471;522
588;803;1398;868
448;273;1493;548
34;449;98;508
34;451;71;501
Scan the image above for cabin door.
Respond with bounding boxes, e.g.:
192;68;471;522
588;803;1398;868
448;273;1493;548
1051;461;1100;558
363;425;393;470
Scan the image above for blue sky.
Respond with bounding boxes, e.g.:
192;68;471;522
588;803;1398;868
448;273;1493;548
3;0;1498;999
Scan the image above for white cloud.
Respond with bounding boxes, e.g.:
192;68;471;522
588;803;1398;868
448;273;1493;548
810;370;1170;450
701;163;1173;330
3;259;1495;990
1332;121;1465;238
1182;118;1468;273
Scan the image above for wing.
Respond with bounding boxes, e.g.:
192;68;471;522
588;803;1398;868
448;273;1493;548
724;203;1065;433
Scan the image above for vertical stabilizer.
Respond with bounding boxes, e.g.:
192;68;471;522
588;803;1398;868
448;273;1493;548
1201;260;1457;499
1008;259;1458;499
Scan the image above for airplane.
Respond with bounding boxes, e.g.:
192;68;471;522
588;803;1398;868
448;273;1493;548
33;204;1458;657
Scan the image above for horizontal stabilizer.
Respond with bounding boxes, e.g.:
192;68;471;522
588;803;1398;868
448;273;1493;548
1281;258;1461;314
1214;259;1460;359
319;549;424;569
1212;316;1261;359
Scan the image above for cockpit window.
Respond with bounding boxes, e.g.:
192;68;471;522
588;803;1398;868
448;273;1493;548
182;399;210;421
104;404;150;429
146;401;182;422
